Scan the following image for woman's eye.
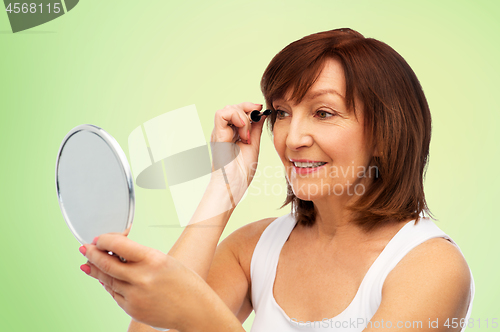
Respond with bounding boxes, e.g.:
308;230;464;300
276;110;289;119
275;109;335;120
316;110;335;119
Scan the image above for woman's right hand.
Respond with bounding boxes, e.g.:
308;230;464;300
82;234;245;332
209;102;269;206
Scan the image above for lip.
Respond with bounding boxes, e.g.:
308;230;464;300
289;159;326;163
289;160;328;174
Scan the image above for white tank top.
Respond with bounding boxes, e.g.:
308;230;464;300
250;213;475;332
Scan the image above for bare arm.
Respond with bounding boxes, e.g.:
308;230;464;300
363;238;472;332
127;182;236;332
127;102;269;331
206;217;276;323
126;213;275;332
84;233;248;332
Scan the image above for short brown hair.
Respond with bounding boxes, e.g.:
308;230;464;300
261;28;433;232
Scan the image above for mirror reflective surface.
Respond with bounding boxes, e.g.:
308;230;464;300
56;124;135;245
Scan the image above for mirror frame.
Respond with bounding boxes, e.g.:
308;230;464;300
55;124;135;244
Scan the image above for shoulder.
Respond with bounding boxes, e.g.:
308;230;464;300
222;216;278;262
221;217;278;277
373;237;472;330
384;237;471;292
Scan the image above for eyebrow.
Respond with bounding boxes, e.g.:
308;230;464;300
305;89;345;100
272;88;345;107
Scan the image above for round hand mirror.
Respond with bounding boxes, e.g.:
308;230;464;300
55;124;134;261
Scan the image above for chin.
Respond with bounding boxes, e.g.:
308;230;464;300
289;181;333;201
289;177;364;201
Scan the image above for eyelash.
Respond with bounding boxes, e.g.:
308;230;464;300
275;109;336;120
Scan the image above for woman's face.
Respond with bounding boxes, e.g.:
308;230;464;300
272;58;376;203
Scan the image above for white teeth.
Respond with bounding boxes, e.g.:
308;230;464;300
293;161;326;168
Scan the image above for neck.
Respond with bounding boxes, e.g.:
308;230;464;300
309;195;363;244
303;176;388;246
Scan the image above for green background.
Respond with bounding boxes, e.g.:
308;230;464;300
1;0;499;331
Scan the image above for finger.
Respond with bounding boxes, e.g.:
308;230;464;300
233;108;251;144
238;102;263;143
249;109;271;147
122;224;132;237
86;261;131;296
85;259;113;284
95;233;149;262
83;244;133;282
213;106;247;143
237;102;263;115
103;283;127;308
213;103;262;143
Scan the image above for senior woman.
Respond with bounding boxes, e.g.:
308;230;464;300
80;28;474;332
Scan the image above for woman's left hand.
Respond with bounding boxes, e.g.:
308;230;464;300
79;233;240;331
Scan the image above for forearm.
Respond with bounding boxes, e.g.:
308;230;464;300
127;284;245;332
127;251;245;332
127;181;238;332
128;320;170;332
186;282;246;332
168;178;236;280
125;101;261;332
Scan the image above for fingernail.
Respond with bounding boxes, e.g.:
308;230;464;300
239;116;245;126
247;130;251;144
79;246;86;256
99;281;104;286
80;264;91;275
92;237;99;245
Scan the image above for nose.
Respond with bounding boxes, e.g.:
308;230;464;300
286;115;314;151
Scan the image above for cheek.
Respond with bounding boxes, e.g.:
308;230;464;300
319;127;367;163
273;130;286;156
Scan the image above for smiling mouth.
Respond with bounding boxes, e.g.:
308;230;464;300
291;161;327;168
289;162;328;175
